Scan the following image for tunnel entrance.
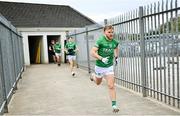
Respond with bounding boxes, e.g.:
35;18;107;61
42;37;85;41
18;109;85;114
28;36;43;64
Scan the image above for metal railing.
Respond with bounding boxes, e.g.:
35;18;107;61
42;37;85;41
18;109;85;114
0;14;24;114
70;0;180;109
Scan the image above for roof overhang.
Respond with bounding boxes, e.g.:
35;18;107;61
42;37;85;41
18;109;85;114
17;27;82;32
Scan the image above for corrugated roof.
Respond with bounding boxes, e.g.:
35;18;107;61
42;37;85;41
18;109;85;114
0;1;95;27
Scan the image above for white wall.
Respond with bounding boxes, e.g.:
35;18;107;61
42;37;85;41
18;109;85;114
21;31;67;66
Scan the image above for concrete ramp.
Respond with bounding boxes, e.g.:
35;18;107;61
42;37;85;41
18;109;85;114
5;64;180;115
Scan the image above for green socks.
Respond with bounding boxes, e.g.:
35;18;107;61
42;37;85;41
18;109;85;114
112;101;116;107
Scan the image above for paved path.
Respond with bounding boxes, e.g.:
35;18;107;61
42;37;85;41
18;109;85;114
5;64;180;115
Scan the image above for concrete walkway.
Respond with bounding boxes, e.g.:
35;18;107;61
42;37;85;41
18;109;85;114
5;64;180;115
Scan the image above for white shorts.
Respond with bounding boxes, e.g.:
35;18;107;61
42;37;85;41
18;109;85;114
67;55;76;61
94;65;114;78
55;53;61;56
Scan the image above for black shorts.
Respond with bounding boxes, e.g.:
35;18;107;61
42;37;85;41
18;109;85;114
49;51;55;56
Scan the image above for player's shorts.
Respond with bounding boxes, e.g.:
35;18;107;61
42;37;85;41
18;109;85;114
49;51;55;56
55;53;61;56
94;65;114;78
67;55;76;61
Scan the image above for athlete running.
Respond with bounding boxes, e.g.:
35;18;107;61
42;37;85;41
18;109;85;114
90;25;119;113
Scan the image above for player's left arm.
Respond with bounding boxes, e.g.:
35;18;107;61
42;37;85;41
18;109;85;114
114;46;119;65
114;46;119;58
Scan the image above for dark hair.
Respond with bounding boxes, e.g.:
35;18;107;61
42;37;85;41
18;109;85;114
51;39;55;42
69;37;73;39
103;25;114;32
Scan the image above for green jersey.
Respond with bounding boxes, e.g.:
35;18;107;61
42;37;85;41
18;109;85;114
65;42;77;55
54;43;61;53
95;35;119;67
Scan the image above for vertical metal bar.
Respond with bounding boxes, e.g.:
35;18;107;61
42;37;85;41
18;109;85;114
133;10;136;91
138;9;141;92
130;11;133;90
170;0;176;107
129;12;132;90
134;10;138;91
135;9;140;92
131;11;135;91
65;31;69;63
116;18;120;84
85;27;91;73
20;35;25;73
124;13;127;88
130;12;133;90
118;16;121;86
119;16;122;85
161;0;167;104
132;10;136;91
150;3;156;98
127;13;130;89
124;14;127;88
116;16;120;85
127;12;129;89
119;15;122;85
16;31;22;70
14;36;18;71
154;2;160;100
125;13;129;88
118;16;121;85
121;15;125;87
127;12;131;89
144;6;149;96
20;36;24;71
158;1;163;102
104;19;108;26
175;0;180;108
74;30;79;68
139;6;147;97
17;36;21;73
124;13;128;88
147;4;153;97
12;34;18;79
165;0;171;105
122;15;125;87
125;13;128;88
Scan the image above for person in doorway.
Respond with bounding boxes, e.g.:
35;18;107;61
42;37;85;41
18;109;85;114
90;25;119;113
54;40;61;66
64;37;78;76
49;39;56;64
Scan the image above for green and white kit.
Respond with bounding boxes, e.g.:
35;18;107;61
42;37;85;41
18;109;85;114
54;43;61;56
95;35;119;68
65;42;77;55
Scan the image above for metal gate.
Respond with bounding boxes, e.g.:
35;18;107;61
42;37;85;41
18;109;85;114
70;0;180;109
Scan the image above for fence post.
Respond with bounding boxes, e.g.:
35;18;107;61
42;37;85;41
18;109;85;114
20;34;25;74
139;6;147;97
0;41;8;113
85;27;91;73
64;31;69;63
9;25;18;92
104;19;108;26
74;30;79;68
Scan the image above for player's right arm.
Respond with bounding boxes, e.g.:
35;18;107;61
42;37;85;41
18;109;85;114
91;37;103;60
49;46;52;51
90;47;102;60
